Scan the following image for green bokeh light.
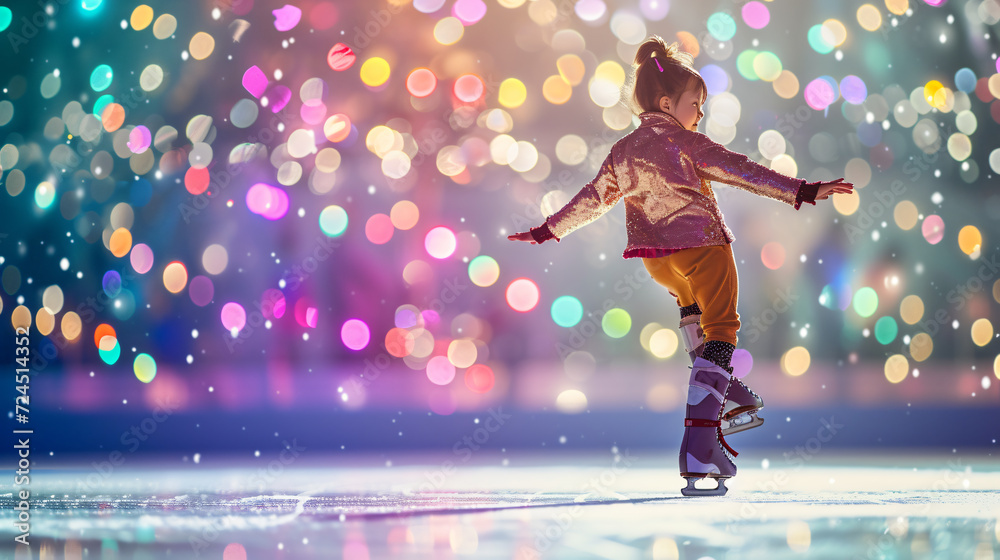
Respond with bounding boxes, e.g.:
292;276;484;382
736;50;759;81
99;339;121;364
602;308;632;338
874;316;898;344
852;287;878;318
90;64;114;92
0;8;12;32
93;94;115;117
807;24;835;54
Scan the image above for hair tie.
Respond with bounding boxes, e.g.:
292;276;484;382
654;57;664;72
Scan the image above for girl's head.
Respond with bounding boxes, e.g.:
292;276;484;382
628;36;707;131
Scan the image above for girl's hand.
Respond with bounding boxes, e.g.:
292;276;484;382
507;231;537;244
814;177;854;201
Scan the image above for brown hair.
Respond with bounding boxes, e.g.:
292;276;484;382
626;35;706;115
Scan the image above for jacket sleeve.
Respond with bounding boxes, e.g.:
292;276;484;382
545;150;623;240
685;130;808;208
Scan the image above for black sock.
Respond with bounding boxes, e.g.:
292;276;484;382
702;340;735;373
679;302;702;319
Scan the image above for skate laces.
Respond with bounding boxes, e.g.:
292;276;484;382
719;378;738;458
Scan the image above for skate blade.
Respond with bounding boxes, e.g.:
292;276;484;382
721;413;764;436
680;476;729;497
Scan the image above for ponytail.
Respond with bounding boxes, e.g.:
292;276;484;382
626;35;706;116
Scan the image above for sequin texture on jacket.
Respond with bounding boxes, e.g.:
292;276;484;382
535;111;815;258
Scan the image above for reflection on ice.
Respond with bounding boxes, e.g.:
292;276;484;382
0;452;997;559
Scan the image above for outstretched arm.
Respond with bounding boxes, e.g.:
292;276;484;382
508;150;622;244
685;130;831;209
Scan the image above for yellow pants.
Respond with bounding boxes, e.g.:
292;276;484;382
641;244;740;346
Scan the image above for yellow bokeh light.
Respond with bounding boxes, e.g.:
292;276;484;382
163;261;189;294
787;520;811;553
994;354;1000;380
639;322;662;351
909;333;933;362
947;133;972;161
109;227;133;258
932;86;954;112
832;188;860;215
390;200;419;230
527;0;558;25
498;78;527;108
649;328;679;359
542;75;572;105
971;318;994;347
958;225;982;255
433;17;464;45
130;5;154;31
651;536;680;560
315;148;342;173
899;295;924;325
884;354;909;384
822;19;847;46
885;0;908;16
771;154;798;178
556;54;585;86
781;346;811;376
893;200;919;230
773;70;799;99
924;80;944;105
594;61;626;87
12;305;32;333
61;311;82;341
857;4;883;32
35;308;55;337
360;57;391;87
436;145;466;177
447;338;477;368
988;74;1000;99
555;389;588;413
189;32;215;61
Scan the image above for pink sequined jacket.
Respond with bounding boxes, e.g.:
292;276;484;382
530;111;819;258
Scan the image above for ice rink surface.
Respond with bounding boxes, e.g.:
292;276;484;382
2;450;998;559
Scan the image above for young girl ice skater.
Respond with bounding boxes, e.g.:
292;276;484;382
509;36;853;496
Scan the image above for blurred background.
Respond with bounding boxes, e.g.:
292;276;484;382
0;0;998;457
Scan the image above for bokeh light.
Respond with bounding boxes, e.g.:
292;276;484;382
134;353;157;383
342;319;371;351
602;308;631;338
425;226;457;259
506;278;539;313
781;346;811;376
468;255;499;287
551;295;584;328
